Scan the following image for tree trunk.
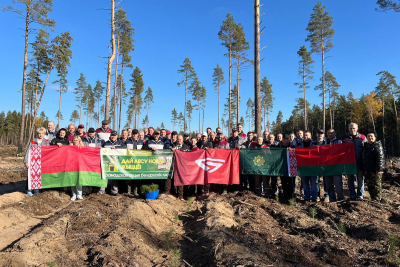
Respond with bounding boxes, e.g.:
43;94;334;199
134;95;137;129
184;75;187;133
58;81;62;130
390;85;399;152
113;35;120;130
18;8;30;153
198;101;201;133
79;91;83;125
229;48;232;132
146;102;149;128
303;63;307;131
236;57;240;127
118;65;124;133
105;0;116;121
202;105;205;133
321;36;326;132
263;106;266;131
267;107;270;131
98;98;100;128
329;89;332;129
254;0;262;136
382;97;386;153
218;82;220;127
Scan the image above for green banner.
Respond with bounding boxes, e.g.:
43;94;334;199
100;148;173;180
239;148;289;176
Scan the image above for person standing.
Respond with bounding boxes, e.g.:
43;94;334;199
70;136;85;201
342;122;367;200
96;120;113;141
276;133;283;143
77;124;86;140
324;129;344;202
119;129;133;148
279;135;296;199
67;124;76;142
50;128;70;147
264;134;279;198
168;135;190;200
362;131;385;201
293;129;304;148
183;133;193;150
45;121;57;141
24;127;50;196
82;128;104;147
300;131;319;202
197;132;214;149
237;123;247;138
251;136;268;197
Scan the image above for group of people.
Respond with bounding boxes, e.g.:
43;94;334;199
23;120;385;203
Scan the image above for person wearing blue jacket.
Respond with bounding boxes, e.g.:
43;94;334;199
82;128;104;148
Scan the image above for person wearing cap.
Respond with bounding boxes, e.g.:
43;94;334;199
50;128;70;147
362;130;385;201
143;131;165;151
131;129;143;149
197;132;214;149
45;121;57;141
324;129;344;202
103;131;126;149
77;124;86;140
279;135;296;199
183;133;193;150
82;128;103;147
167;135;190;199
166;130;172;140
237;123;247;138
164;130;172;149
96;120;113;141
67;124;76;142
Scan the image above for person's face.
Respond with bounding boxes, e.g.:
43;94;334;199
172;134;177;142
238;125;243;132
139;132;144;139
59;130;66;138
218;134;224;141
78;128;84;134
327;130;336;140
102;123;109;130
38;132;45;139
202;135;208;142
47;122;54;131
233;131;238;138
191;138;197;146
128;129;132;136
349;125;358;135
298;131;304;138
304;132;311;141
132;133;138;140
211;132;216;139
161;130;166;137
144;129;148;135
153;134;160;141
248;133;253;141
196;134;201;141
263;131;269;139
268;135;275;143
290;134;295;142
68;126;75;134
184;136;189;141
317;133;324;141
367;133;376;143
122;131;128;139
207;128;211;134
88;132;95;138
167;133;171;139
283;138;290;146
257;137;263;145
110;135;117;141
72;139;80;146
149;128;154;135
177;136;183;145
277;134;283;142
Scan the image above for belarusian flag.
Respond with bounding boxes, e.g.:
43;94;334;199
28;146;107;190
287;142;357;177
239;148;288;176
173;149;239;186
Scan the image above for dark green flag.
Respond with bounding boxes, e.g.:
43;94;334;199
239;148;288;176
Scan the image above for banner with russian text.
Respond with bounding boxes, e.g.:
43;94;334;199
100;148;173;179
28;146;107;190
173;149;240;186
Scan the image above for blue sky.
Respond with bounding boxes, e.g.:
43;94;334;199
0;0;399;133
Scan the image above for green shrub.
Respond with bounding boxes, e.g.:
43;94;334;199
309;207;316;219
140;184;159;194
337;222;346;234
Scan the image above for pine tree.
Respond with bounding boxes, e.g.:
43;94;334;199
75;73;88;125
177;58;196;132
144;86;154;129
129;67;144;129
294;45;314;131
178;112;184;133
376;0;400;11
261;77;274;131
191;78;207;133
275;111;283;134
171;108;178;131
83;84;95;128
161;122;165;129
70;110;79;125
186;100;194;134
219;13;238;132
93;80;104;128
55;110;63;121
2;0;55;153
246;98;254;132
306;1;334;132
212;64;225;127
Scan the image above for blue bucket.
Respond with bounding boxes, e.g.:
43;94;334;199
145;189;159;200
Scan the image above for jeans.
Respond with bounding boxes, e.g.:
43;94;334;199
302;176;319;200
324;176;344;201
71;186;82;197
348;169;364;199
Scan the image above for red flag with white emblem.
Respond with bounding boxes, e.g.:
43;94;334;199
173;149;239;186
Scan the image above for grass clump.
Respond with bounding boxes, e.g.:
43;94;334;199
288;198;296;207
388;234;399;260
140;184;159;194
164;228;175;250
309;207;316;219
186;196;194;212
170;248;182;267
337;222;346;234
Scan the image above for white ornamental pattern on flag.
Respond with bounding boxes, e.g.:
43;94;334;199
29;146;42;190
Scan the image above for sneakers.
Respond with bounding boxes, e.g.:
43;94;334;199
27;191;34;197
77;195;83;200
70;195;77;201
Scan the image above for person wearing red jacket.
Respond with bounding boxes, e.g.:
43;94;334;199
96;120;113;141
67;124;76;142
77;124;86;140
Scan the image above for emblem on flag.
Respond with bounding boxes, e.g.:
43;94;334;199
253;155;265;166
195;158;225;173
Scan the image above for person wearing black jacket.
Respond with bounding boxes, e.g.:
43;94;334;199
279;135;296;199
362;131;385;201
197;132;214;149
50;128;70;147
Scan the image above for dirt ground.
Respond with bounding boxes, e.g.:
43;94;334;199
0;145;400;267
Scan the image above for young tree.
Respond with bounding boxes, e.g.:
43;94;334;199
246;97;254;132
144;86;154;129
186;100;194;134
129;66;144;129
233;22;250;124
171;108;178;131
177;58;196;132
294;45;314;131
2;0;55;153
261;77;274;131
212;64;225;127
70;110;79;125
306;1;334;132
105;0;116;121
75;73;87;124
93;80;104;128
219;13;238;132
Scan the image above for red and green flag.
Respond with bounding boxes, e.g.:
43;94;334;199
288;142;357;177
28;146;107;190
